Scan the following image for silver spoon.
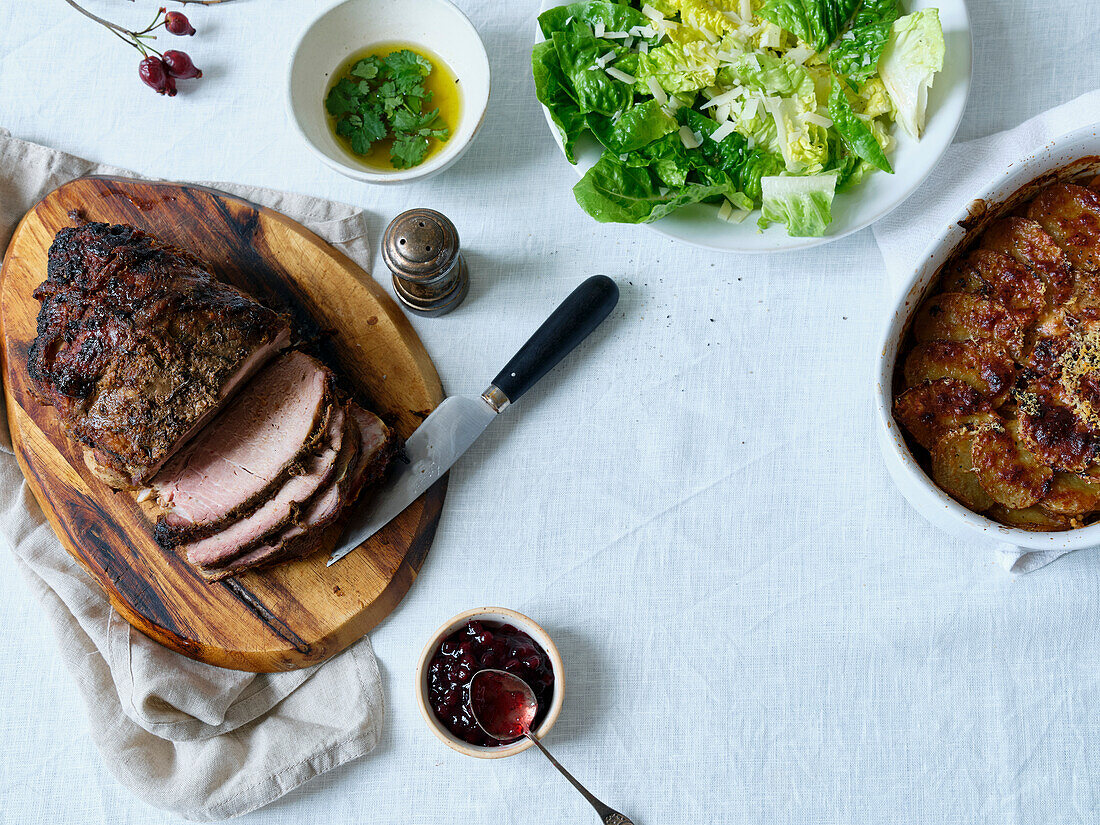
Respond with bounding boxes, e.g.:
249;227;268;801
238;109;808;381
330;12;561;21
468;669;635;825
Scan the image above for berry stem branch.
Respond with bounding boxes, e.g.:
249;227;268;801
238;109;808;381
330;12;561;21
62;0;130;35
62;0;165;56
170;0;237;4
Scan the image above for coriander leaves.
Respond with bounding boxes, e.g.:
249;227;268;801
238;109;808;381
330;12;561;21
325;49;451;169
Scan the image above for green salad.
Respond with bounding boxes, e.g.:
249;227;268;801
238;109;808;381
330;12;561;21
533;0;945;236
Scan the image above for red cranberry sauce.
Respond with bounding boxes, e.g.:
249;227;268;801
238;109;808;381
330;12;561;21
427;620;554;747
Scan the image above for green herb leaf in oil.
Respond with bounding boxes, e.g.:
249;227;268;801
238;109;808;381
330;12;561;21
325;48;451;169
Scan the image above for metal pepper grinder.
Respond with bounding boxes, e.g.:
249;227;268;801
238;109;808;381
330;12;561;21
382;208;469;317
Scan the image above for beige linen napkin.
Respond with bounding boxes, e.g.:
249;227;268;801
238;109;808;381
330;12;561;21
0;130;384;820
871;89;1100;574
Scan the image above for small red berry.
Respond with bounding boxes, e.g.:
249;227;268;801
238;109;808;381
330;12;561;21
163;50;202;79
165;11;195;36
138;56;176;95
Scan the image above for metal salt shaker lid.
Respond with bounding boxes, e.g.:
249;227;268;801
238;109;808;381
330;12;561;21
382;208;468;316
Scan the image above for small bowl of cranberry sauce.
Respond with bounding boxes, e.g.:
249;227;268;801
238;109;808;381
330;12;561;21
416;607;564;758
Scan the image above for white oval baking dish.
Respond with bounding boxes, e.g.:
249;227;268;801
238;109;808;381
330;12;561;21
875;123;1100;556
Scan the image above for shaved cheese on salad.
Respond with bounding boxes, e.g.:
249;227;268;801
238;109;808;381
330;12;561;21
605;66;637;84
718;199;751;224
646;77;668;105
710;120;738;142
786;44;815;65
678;126;701;149
702;88;743;109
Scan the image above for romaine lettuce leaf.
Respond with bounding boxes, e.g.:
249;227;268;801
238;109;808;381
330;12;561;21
827;142;872;191
762;96;830;173
538;1;660;44
637;40;720;93
677;0;738;36
587;99;679;153
622;133;695;187
680;108;784;200
573;154;735;223
757;0;860;51
714;52;829;173
826;0;899;82
827;79;891;173
757;172;838;235
719;51;817;103
878;9;945;138
552;32;634;117
532;40;588;163
854;76;892;117
646;0;680;16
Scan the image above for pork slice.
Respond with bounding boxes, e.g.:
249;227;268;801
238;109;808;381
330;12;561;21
198;524;331;582
198;407;363;579
183;404;347;568
345;403;398;503
153;350;333;537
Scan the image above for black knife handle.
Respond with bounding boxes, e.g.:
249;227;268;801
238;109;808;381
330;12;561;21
489;275;619;406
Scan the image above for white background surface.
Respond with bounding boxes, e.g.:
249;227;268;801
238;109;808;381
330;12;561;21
2;1;1100;823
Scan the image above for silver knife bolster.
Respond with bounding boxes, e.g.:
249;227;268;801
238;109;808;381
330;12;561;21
481;384;510;413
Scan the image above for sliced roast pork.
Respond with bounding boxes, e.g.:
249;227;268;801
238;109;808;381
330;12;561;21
198;411;364;579
28;222;290;488
182;403;350;569
152;350;334;545
198;402;397;580
345;404;398;498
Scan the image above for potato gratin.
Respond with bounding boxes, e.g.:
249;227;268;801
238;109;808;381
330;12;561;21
894;178;1100;530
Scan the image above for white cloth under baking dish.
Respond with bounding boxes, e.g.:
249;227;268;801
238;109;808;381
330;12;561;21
872;89;1100;574
0;129;384;821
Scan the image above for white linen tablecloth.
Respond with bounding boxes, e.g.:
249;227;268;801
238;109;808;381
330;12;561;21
2;1;1100;823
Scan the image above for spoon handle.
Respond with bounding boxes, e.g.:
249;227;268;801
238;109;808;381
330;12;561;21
524;733;634;825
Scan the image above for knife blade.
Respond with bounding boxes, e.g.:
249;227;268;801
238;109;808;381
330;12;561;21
328;274;619;566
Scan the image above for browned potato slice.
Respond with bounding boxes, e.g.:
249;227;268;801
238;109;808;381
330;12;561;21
972;420;1053;509
1032;306;1074;339
981;217;1075;304
903;340;1016;406
1017;388;1098;472
987;504;1072;531
1027;183;1100;272
893;379;996;450
912;292;1024;355
1041;472;1100;515
964;249;1046;322
931;428;994;511
1023;334;1074;380
1069;272;1100;324
940;260;991;296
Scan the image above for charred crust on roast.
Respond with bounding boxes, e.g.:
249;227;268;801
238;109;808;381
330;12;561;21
28;223;291;488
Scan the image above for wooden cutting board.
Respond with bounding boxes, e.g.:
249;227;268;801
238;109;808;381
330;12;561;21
0;176;446;672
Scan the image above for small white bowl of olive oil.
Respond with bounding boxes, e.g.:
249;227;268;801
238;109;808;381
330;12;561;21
287;0;491;184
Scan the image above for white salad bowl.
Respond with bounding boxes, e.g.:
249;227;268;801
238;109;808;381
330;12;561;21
875;122;1100;557
535;0;971;252
287;0;491;185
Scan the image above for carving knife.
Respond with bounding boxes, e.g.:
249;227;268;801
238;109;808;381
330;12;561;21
328;275;619;566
